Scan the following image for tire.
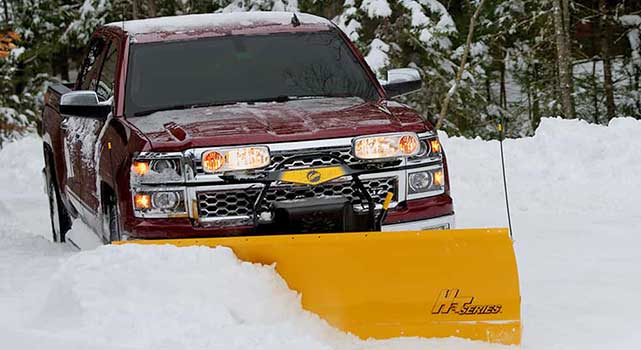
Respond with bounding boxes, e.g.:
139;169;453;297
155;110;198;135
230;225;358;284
103;192;121;243
46;164;71;243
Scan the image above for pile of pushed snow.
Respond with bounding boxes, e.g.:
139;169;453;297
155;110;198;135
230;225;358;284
441;117;641;228
30;244;500;350
38;244;340;350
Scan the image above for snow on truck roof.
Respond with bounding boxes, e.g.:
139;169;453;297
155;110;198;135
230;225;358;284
105;11;332;36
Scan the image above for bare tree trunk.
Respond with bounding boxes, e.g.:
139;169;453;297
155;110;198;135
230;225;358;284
562;0;571;41
527;80;532;127
592;58;599;123
531;63;541;130
132;0;139;19
636;70;641;116
2;0;8;24
499;50;507;109
435;0;488;129
552;0;575;118
590;19;600;123
562;0;574;106
147;0;157;17
598;0;616;120
485;75;492;103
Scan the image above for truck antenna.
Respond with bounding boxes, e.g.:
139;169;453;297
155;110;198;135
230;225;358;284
498;115;514;239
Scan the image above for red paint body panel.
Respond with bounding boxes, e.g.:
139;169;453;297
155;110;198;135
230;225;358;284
126;100;427;150
41;14;454;241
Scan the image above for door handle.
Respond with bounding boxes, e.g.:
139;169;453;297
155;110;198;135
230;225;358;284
60;118;69;130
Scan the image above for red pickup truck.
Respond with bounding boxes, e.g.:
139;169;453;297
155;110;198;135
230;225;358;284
41;12;454;244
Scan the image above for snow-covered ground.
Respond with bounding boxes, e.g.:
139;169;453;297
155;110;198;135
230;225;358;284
1;117;640;349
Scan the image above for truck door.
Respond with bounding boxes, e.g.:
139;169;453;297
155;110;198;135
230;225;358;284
79;37;121;214
62;37;109;219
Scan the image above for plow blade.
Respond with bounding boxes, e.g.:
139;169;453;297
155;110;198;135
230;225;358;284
119;228;520;347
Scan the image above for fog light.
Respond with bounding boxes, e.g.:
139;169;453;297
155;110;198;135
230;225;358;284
408;172;432;193
152;159;176;173
151;191;178;209
134;193;151;209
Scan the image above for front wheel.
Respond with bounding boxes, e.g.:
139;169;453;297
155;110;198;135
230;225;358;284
46;172;71;242
103;193;121;243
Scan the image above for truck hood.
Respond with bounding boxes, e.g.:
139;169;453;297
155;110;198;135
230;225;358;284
126;97;427;150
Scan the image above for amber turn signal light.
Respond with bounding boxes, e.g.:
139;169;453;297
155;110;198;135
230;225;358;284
433;170;444;187
134;193;151;209
132;161;150;176
430;140;442;154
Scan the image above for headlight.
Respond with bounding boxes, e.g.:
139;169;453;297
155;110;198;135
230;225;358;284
131;154;183;184
133;189;187;218
409;137;443;163
353;133;420;160
151;191;179;209
202;146;270;173
408;167;445;195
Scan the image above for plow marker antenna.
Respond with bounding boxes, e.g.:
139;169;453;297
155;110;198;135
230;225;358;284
498;116;514;239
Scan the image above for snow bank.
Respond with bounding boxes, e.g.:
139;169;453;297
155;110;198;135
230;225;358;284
441;117;641;227
0;135;49;237
441;118;641;350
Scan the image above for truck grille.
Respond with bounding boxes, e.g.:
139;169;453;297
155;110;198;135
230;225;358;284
266;147;355;170
197;177;398;221
194;147;401;175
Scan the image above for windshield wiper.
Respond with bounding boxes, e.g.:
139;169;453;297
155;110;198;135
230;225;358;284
242;95;351;104
132;101;240;117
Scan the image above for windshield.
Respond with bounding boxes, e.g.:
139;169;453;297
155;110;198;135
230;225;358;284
125;30;380;116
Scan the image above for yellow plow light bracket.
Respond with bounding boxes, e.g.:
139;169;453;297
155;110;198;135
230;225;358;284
117;228;520;347
279;165;347;185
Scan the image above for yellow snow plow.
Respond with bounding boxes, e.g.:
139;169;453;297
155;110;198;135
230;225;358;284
117;227;520;348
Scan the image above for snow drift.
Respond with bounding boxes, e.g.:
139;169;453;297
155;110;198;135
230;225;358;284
1;117;641;349
444;117;641;227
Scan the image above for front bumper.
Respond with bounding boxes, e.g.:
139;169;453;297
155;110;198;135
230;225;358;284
123;194;454;239
382;214;455;231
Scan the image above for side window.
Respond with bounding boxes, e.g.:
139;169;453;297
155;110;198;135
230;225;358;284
96;42;119;102
79;38;107;91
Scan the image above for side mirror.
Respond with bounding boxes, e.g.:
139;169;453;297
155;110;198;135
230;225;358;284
60;91;111;119
381;68;422;98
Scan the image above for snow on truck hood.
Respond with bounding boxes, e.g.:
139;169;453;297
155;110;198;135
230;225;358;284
126;97;428;150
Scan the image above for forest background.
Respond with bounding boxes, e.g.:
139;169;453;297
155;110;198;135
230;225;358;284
1;0;640;144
